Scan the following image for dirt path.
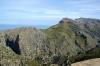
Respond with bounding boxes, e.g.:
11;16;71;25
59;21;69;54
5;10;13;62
71;58;100;66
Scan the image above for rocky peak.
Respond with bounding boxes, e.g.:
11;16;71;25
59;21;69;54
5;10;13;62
59;18;75;24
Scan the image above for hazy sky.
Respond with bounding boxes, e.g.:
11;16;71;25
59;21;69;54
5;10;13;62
0;0;100;25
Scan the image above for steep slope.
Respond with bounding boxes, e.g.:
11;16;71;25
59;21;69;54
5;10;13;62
75;18;100;51
0;44;21;66
43;18;100;65
44;18;80;56
0;27;49;66
75;18;100;38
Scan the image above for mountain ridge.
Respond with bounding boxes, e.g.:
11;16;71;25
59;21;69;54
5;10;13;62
0;17;100;66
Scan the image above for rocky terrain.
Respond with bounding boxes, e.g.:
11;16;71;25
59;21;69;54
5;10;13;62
0;17;100;66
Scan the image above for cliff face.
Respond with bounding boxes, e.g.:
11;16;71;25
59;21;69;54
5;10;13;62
0;18;100;66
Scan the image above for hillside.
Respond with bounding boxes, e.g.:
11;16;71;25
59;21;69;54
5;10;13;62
0;18;100;66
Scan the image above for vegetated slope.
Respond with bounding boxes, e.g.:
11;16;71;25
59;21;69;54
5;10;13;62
0;44;21;66
43;18;100;65
0;18;100;66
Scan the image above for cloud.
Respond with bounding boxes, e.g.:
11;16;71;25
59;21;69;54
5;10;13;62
0;0;100;25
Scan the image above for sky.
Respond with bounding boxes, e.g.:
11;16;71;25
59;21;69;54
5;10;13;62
0;0;100;25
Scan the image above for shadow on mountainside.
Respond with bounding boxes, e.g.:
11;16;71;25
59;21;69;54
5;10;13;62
5;35;21;55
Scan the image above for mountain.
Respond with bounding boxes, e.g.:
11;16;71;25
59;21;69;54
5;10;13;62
0;17;100;66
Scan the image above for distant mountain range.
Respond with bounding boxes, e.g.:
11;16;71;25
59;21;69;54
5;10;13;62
0;24;49;30
0;17;100;66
